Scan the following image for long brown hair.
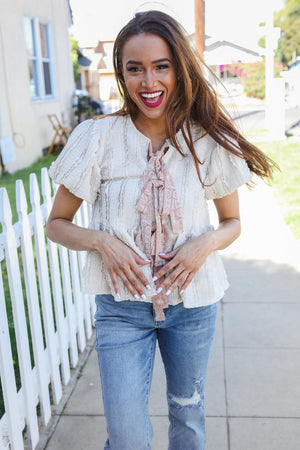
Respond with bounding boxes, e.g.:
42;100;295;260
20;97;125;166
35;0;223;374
113;10;277;184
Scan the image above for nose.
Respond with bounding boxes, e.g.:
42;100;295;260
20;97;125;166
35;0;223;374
142;69;157;89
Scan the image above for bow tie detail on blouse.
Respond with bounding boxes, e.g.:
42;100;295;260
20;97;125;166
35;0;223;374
135;142;184;321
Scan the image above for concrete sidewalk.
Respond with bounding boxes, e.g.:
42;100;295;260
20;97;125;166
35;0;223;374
41;179;300;450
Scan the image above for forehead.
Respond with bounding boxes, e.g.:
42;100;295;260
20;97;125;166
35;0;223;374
122;33;172;63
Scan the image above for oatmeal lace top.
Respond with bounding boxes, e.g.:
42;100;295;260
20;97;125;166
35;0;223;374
49;115;251;315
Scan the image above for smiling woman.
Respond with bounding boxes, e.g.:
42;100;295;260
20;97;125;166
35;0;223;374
121;33;176;149
46;10;277;450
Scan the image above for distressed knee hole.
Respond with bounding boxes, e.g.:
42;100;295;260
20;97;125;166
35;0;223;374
169;389;204;408
168;378;204;408
171;389;202;406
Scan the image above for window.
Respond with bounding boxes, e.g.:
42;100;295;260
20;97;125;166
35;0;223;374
24;17;55;100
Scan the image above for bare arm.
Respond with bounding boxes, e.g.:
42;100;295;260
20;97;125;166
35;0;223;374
46;185;151;298
154;190;241;294
46;185;97;250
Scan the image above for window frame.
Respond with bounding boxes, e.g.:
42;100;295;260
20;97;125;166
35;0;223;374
24;16;56;102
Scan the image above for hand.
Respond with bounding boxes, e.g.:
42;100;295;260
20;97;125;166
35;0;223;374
99;233;151;299
154;232;215;295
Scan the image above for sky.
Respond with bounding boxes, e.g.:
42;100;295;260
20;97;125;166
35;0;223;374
69;0;285;50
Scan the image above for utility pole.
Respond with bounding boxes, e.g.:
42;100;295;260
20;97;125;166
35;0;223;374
265;8;285;140
265;10;275;130
194;0;205;57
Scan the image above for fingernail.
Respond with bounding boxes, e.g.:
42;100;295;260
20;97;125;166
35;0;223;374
146;284;151;290
152;276;158;282
116;293;120;299
166;289;171;296
134;294;140;300
159;253;165;255
156;287;162;294
180;289;184;295
141;294;146;300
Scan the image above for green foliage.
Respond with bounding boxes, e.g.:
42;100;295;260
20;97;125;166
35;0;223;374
274;0;300;64
225;61;283;99
259;139;300;239
258;25;284;64
73;94;100;123
258;35;265;49
70;36;80;82
241;62;266;99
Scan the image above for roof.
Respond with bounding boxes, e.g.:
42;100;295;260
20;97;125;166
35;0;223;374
206;39;260;56
204;39;262;65
78;55;91;67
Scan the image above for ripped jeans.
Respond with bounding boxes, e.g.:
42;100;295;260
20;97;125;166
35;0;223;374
94;294;217;450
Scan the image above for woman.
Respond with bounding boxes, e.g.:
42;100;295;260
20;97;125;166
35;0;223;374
46;10;275;450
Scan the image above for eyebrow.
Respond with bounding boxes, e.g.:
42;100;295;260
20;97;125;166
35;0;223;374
126;58;171;66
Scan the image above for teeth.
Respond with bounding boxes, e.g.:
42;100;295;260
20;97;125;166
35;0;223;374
141;91;163;99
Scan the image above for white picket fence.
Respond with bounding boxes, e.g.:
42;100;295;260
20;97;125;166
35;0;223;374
0;168;95;450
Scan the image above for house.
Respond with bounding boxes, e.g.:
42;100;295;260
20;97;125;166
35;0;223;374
0;0;75;172
204;37;262;79
77;40;120;113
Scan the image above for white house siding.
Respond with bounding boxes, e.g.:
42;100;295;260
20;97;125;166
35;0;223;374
0;0;74;172
204;41;262;66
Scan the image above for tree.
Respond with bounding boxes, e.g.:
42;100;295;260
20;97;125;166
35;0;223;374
70;36;80;82
274;0;300;65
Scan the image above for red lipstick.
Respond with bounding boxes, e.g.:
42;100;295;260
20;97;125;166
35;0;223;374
139;91;164;108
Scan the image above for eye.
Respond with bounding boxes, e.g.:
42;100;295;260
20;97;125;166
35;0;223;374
156;64;169;70
126;66;141;73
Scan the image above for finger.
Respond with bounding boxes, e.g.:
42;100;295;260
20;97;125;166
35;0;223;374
108;271;121;298
120;269;148;300
159;249;179;259
164;270;189;295
156;266;184;293
134;254;151;265
153;260;178;282
117;271;142;299
132;264;152;291
179;273;194;295
158;253;173;260
135;257;151;266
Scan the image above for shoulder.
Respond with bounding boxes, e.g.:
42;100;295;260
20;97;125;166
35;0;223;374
188;123;217;161
91;113;128;132
190;123;244;162
70;114;125;137
64;115;129;152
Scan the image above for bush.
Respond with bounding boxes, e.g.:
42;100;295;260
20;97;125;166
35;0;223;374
225;61;284;99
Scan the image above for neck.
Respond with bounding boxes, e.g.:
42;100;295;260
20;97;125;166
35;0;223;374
133;116;167;151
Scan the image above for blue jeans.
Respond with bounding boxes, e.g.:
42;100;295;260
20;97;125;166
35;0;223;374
94;294;217;450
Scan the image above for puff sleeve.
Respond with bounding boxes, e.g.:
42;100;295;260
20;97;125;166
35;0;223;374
204;142;252;200
48;119;102;204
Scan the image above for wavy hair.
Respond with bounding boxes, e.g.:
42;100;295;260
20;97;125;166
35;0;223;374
113;10;277;184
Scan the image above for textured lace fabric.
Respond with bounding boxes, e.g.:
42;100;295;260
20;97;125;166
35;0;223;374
135;142;184;321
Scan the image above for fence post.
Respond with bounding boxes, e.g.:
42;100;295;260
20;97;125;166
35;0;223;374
42;167;86;354
41;168;71;385
16;179;52;426
0;187;39;448
49;181;79;368
0;262;24;449
76;201;94;337
29;174;62;405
